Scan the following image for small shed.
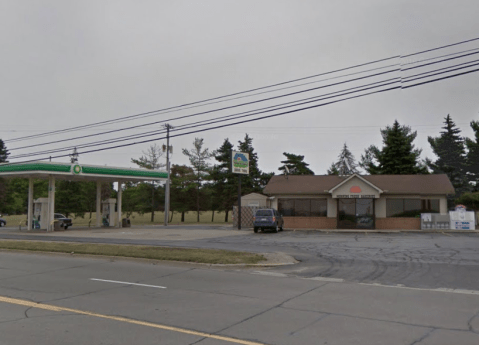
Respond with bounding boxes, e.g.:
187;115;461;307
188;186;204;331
240;193;271;207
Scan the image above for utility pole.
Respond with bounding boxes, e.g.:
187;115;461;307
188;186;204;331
163;124;173;226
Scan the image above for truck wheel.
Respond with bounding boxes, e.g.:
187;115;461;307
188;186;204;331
64;226;68;230
254;227;258;233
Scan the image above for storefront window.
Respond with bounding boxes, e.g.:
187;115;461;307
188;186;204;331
278;199;327;217
311;199;328;217
295;199;310;217
386;199;440;217
278;199;295;216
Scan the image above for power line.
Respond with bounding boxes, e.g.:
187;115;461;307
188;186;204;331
9;55;479;159
9;46;479;153
6;37;479;144
4;56;399;144
7;63;479;162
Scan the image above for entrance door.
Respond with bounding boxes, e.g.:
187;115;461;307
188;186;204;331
337;198;375;229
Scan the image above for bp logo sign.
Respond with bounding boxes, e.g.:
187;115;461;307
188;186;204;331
231;151;249;175
72;165;82;175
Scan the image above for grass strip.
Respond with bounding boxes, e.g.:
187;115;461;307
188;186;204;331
0;240;266;265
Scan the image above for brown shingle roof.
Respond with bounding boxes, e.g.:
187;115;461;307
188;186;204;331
263;174;455;195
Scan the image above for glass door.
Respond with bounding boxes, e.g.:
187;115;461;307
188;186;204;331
356;198;375;229
337;198;375;229
338;199;357;229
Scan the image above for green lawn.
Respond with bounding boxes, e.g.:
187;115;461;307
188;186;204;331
2;211;233;228
0;240;265;265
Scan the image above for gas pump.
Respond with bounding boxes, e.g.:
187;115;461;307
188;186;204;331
33;198;49;230
102;199;117;227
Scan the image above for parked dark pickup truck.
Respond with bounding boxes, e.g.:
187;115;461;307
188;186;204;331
54;213;73;230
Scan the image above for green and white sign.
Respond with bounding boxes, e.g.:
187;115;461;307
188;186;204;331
72;164;82;175
232;151;249;175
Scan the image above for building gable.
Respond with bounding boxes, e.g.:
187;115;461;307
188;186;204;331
329;174;382;199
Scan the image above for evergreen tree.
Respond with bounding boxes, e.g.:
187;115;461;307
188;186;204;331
427;115;470;204
327;162;339;175
0;139;10;214
237;134;271;194
455;192;479;211
330;143;360;175
278;152;314;175
360;120;428;175
465;120;479;192
210;138;236;222
182;138;216;222
0;139;8;163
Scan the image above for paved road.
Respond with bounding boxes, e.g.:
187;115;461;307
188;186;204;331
1;227;478;290
1;251;479;345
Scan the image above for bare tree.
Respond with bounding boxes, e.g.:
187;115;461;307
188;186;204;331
131;144;165;222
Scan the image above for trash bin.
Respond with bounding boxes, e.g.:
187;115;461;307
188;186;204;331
53;220;61;231
122;218;131;228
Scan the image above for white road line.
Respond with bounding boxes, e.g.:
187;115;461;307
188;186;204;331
304;277;345;283
90;278;166;289
360;282;479;296
252;271;289;277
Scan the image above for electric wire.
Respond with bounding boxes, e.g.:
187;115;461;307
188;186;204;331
6;37;479;144
9;51;479;154
7;61;479;161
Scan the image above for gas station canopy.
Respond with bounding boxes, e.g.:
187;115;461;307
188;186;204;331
0;161;167;182
0;161;168;231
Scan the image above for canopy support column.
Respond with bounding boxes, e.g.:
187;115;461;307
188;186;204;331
27;178;33;231
47;175;55;231
96;181;102;227
117;182;122;228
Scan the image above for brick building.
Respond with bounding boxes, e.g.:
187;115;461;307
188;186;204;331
263;174;454;230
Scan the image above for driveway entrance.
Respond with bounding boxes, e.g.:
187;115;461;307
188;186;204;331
337;198;375;229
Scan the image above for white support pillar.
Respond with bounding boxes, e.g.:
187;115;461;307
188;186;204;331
117;182;122;228
96;181;102;227
48;175;55;231
27;178;33;231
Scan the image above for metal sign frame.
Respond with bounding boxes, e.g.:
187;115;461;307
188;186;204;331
231;151;249;175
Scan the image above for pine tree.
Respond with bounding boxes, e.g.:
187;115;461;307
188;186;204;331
465;120;479;192
278;152;314;175
237;134;264;194
327;162;339;175
210;138;236;222
0;139;9;163
0;139;10;214
428;115;470;204
331;143;359;175
360;120;428;175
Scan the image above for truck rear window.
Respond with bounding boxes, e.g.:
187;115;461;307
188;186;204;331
256;210;273;217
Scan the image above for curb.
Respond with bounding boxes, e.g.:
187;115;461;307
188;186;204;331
283;229;479;234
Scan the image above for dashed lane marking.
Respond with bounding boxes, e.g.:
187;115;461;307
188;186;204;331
360;283;479;296
0;295;268;345
303;277;345;283
90;278;167;289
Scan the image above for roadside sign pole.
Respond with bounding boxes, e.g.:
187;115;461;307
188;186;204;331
238;174;241;230
164;124;172;226
231;150;248;231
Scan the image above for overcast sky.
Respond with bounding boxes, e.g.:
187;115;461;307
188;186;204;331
1;0;478;175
